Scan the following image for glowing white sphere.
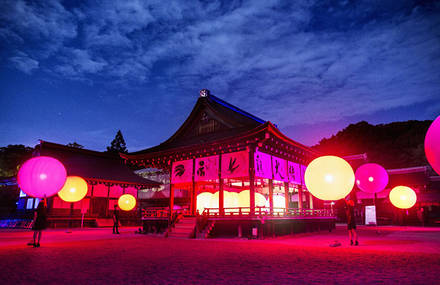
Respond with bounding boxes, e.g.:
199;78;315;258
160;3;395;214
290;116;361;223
305;156;355;201
196;192;213;213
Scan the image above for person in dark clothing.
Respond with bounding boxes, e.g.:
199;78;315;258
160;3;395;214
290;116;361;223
344;198;358;246
30;198;47;247
113;205;120;234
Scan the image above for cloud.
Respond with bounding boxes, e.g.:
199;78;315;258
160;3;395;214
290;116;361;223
9;53;39;74
1;0;439;127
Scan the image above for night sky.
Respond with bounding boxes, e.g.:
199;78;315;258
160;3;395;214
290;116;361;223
1;0;439;151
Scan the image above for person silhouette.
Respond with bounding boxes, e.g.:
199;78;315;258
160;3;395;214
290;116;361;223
29;198;47;247
344;198;358;246
113;204;120;234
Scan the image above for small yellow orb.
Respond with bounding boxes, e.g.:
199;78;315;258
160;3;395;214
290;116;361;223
118;194;136;211
57;176;88;203
389;186;417;209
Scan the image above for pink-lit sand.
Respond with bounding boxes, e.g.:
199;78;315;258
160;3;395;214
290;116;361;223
1;225;439;284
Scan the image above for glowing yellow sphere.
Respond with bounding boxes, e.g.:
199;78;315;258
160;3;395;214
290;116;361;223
224;191;239;210
210;191;219;208
265;194;286;212
389;186;417;209
118;194;136;211
305;156;355;201
57;176;88;202
197;192;213;213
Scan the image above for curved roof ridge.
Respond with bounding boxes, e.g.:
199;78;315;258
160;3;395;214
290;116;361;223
209;94;266;124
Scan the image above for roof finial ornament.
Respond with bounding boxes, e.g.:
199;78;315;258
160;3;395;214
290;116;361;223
199;89;210;97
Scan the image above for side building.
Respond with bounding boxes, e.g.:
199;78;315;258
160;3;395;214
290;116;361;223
16;141;161;228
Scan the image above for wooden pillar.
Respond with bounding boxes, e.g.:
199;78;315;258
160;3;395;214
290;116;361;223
309;192;314;209
169;184;175;216
169;169;175;217
298;185;303;210
249;146;256;216
219;154;224;216
269;179;274;215
284;182;290;212
191;160;196;215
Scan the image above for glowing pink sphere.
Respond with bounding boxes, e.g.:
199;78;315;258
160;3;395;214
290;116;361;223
425;116;440;175
17;156;67;198
355;163;389;193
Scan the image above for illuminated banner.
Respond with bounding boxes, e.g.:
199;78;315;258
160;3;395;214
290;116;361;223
272;156;288;182
171;159;193;184
287;161;301;184
195;155;219;181
254;151;272;179
221;151;249;178
300;164;307;185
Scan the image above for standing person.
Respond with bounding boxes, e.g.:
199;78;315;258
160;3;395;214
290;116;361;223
344;198;358;246
30;198;47;247
113;204;120;234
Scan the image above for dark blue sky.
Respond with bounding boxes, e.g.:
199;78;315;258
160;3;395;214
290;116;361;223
1;0;439;151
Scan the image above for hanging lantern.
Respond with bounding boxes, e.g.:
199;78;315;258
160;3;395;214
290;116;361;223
355;163;389;193
425;116;440;175
118;194;136;211
305;156;355;201
58;176;88;202
17;156;67;198
389;186;417;209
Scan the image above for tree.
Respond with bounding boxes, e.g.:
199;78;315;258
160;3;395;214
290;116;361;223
0;145;34;177
66;142;84;149
106;130;128;154
313;120;432;169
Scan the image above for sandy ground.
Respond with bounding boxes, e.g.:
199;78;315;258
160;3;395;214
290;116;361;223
1;225;439;284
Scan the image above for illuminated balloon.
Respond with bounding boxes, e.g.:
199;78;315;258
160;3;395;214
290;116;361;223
224;191;239;212
197;192;213;213
355;163;389;193
238;190;250;208
389;186;417;209
210;191;219;208
305;156;355;201
118;194;136;211
58;176;88;202
17;156;67;198
425;116;440;175
266;194;286;212
255;193;267;207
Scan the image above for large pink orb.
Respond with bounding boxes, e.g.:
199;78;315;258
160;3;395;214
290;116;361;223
355;163;389;193
425;116;440;175
17;156;67;198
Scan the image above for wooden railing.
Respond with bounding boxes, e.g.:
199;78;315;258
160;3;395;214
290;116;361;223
141;208;191;220
142;207;334;219
202;207;334;218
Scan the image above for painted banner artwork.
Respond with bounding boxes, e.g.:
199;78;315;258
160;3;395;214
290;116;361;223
254;151;272;179
221;151;249;178
195;155;219;181
272;156;288;182
287;161;301;184
171;159;193;184
300;164;307;185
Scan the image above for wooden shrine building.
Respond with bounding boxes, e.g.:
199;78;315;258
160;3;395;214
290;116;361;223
122;90;334;238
